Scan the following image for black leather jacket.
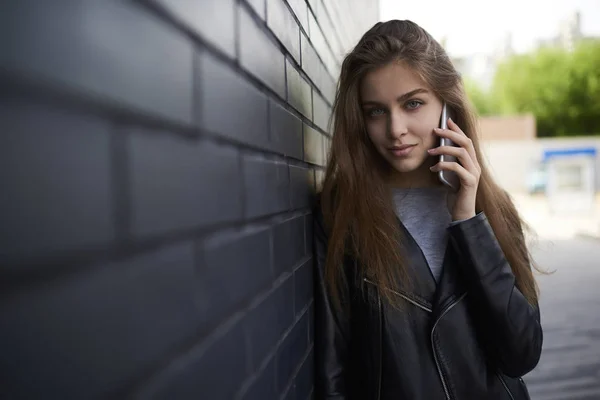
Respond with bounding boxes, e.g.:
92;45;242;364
314;209;543;400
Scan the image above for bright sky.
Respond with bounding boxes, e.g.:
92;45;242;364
380;0;600;57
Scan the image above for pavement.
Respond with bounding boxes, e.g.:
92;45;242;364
523;238;600;400
507;193;600;399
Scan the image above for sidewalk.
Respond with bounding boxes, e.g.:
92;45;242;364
510;192;600;241
524;238;600;399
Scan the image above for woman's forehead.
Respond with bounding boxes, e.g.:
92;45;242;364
360;62;430;101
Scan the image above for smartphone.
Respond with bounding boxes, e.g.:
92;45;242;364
438;103;460;191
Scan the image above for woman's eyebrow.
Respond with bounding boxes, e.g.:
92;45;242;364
361;88;429;106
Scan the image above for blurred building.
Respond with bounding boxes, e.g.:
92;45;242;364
479;114;600;217
455;10;598;89
535;11;600;51
478;114;536;141
537;11;583;51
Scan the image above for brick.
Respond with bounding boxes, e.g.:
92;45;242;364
155;0;236;58
321;1;352;51
136;320;247;400
315;0;344;60
315;169;325;192
306;0;318;15
303;125;324;166
312;93;330;132
323;136;331;165
290;165;314;210
267;0;300;63
321;71;337;105
300;34;321;86
307;12;338;78
245;277;295;369
308;169;317;195
0;1;194;124
301;34;337;106
197;50;269;148
243;156;290;218
273;216;306;276
0;99;113;259
295;349;314;400
240;355;277;400
287;0;309;32
277;311;309;393
245;0;266;19
239;6;286;98
305;215;314;255
0;243;198;399
287;60;312;119
324;0;378;50
294;260;313;316
129;132;242;237
198;227;272;328
269;101;303;160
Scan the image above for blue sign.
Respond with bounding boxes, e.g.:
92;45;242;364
543;147;597;161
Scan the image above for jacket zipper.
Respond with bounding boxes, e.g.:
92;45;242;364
363;278;432;313
430;293;467;400
497;373;516;400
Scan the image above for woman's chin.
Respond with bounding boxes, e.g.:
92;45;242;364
388;158;426;174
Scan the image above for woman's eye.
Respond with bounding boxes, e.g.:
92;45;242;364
368;108;385;117
406;100;423;110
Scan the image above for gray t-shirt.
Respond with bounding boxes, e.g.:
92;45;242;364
392;187;453;282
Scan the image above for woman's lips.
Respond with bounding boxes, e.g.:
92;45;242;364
388;144;416;157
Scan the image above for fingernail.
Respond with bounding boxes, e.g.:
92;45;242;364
427;148;435;153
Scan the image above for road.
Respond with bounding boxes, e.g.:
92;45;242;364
524;237;600;400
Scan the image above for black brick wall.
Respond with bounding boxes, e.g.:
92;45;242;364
0;0;378;399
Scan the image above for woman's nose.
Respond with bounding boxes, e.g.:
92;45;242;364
388;110;408;139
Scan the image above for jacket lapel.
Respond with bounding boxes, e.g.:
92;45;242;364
395;218;438;310
396;217;467;314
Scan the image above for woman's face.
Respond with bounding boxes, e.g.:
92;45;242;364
359;61;443;186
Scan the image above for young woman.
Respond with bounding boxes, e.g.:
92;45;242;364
314;20;543;400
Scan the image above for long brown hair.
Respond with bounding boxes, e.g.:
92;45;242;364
321;20;540;310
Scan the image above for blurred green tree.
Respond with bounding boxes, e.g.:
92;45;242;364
490;39;600;137
568;40;600;135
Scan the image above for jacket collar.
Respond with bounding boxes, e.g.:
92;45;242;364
394;217;466;313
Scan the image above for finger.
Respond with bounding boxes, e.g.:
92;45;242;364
430;161;478;187
435;122;479;169
434;126;470;148
447;118;466;136
447;118;479;162
428;146;478;174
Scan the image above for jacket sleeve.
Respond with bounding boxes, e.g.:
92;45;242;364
448;212;543;378
313;208;350;399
